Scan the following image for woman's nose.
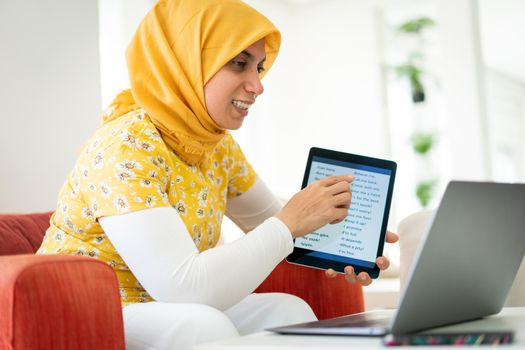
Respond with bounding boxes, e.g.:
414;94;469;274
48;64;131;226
246;71;264;96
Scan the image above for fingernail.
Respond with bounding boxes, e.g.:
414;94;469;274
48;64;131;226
360;275;367;281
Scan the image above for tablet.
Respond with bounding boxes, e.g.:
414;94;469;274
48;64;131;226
286;147;396;278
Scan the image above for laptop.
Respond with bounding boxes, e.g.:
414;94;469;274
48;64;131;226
269;181;525;336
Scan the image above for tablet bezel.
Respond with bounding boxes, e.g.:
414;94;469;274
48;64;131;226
286;147;397;278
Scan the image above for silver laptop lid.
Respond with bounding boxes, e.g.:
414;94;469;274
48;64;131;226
391;181;525;334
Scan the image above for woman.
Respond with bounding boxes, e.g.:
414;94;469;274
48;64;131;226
37;0;397;348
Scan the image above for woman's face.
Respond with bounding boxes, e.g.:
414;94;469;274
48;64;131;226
204;39;266;130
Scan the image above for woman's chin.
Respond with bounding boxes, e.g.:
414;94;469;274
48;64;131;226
227;122;243;130
224;117;245;130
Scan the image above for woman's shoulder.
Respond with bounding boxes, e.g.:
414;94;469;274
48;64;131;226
99;109;162;143
214;132;243;157
83;109;168;158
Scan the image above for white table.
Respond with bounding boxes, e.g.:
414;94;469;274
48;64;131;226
196;307;525;349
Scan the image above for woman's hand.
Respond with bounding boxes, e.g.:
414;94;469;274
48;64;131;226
275;175;354;238
325;231;399;286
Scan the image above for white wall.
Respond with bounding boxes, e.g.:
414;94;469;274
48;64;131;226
0;0;101;213
98;0;155;108
485;70;525;182
437;0;491;180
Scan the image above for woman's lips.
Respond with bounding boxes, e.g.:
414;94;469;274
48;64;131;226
232;99;253;117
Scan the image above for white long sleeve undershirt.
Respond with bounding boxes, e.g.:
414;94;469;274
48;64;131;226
226;177;284;232
99;177;291;310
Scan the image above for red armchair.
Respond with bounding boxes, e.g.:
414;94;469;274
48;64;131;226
0;212;363;349
0;213;125;350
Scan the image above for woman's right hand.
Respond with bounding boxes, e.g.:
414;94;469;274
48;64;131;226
275;175;353;238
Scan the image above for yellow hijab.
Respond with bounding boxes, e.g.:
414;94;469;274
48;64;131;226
103;0;281;165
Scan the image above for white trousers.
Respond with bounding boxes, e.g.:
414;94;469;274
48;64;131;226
122;293;317;350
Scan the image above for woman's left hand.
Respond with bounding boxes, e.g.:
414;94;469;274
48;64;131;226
325;230;399;286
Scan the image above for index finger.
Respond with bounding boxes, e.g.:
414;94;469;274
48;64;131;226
318;175;354;187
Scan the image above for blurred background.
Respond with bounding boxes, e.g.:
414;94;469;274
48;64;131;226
1;0;523;307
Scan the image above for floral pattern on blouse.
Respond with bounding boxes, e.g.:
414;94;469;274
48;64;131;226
37;109;257;306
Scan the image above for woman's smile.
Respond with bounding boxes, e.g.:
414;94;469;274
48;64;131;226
232;99;253;117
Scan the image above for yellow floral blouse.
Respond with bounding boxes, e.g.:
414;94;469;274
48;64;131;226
37;109;257;306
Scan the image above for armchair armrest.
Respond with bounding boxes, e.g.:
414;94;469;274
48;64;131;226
0;254;124;350
255;260;364;320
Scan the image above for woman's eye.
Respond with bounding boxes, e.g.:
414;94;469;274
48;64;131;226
231;60;247;69
230;60;265;74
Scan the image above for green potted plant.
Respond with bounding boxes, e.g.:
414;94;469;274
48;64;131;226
410;131;435;155
416;179;437;208
394;17;434;103
397;17;435;34
411;131;438;207
395;62;425;103
393;16;439;208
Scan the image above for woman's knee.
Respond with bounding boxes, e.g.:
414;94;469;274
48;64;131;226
123;302;239;350
269;293;317;322
224;293;317;336
183;303;239;335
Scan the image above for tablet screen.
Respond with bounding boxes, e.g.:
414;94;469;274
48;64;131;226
287;148;396;276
